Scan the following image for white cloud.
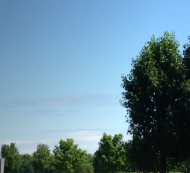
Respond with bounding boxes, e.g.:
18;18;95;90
58;130;103;153
19;148;37;154
65;130;102;142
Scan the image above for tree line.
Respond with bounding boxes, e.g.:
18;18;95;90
1;139;93;173
2;31;190;173
1;134;126;173
1;132;190;173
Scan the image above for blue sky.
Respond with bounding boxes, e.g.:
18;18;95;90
0;0;190;154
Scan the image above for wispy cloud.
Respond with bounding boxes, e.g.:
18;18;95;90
0;140;36;145
1;93;120;108
46;128;114;133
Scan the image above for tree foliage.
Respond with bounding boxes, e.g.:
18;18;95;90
94;133;128;173
1;143;22;173
53;139;87;173
32;143;52;173
121;32;190;173
86;153;94;165
125;136;159;172
74;163;94;173
19;154;34;173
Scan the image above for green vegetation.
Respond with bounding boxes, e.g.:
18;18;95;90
19;154;34;173
93;133;129;173
53;139;87;173
74;163;94;173
1;143;22;173
32;144;52;173
1;32;190;173
121;32;190;173
1;135;190;173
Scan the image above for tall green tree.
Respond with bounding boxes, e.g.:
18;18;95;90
1;143;22;173
121;32;190;173
93;133;129;173
53;139;87;173
32;143;52;173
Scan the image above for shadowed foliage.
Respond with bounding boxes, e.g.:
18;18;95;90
121;32;190;173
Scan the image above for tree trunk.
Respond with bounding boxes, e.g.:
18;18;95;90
160;155;167;173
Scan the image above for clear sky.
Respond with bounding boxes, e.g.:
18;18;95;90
1;0;190;154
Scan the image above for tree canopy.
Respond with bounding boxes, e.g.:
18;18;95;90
1;143;22;173
53;139;87;173
74;163;94;173
19;154;34;173
32;143;52;173
93;133;128;173
121;32;190;173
